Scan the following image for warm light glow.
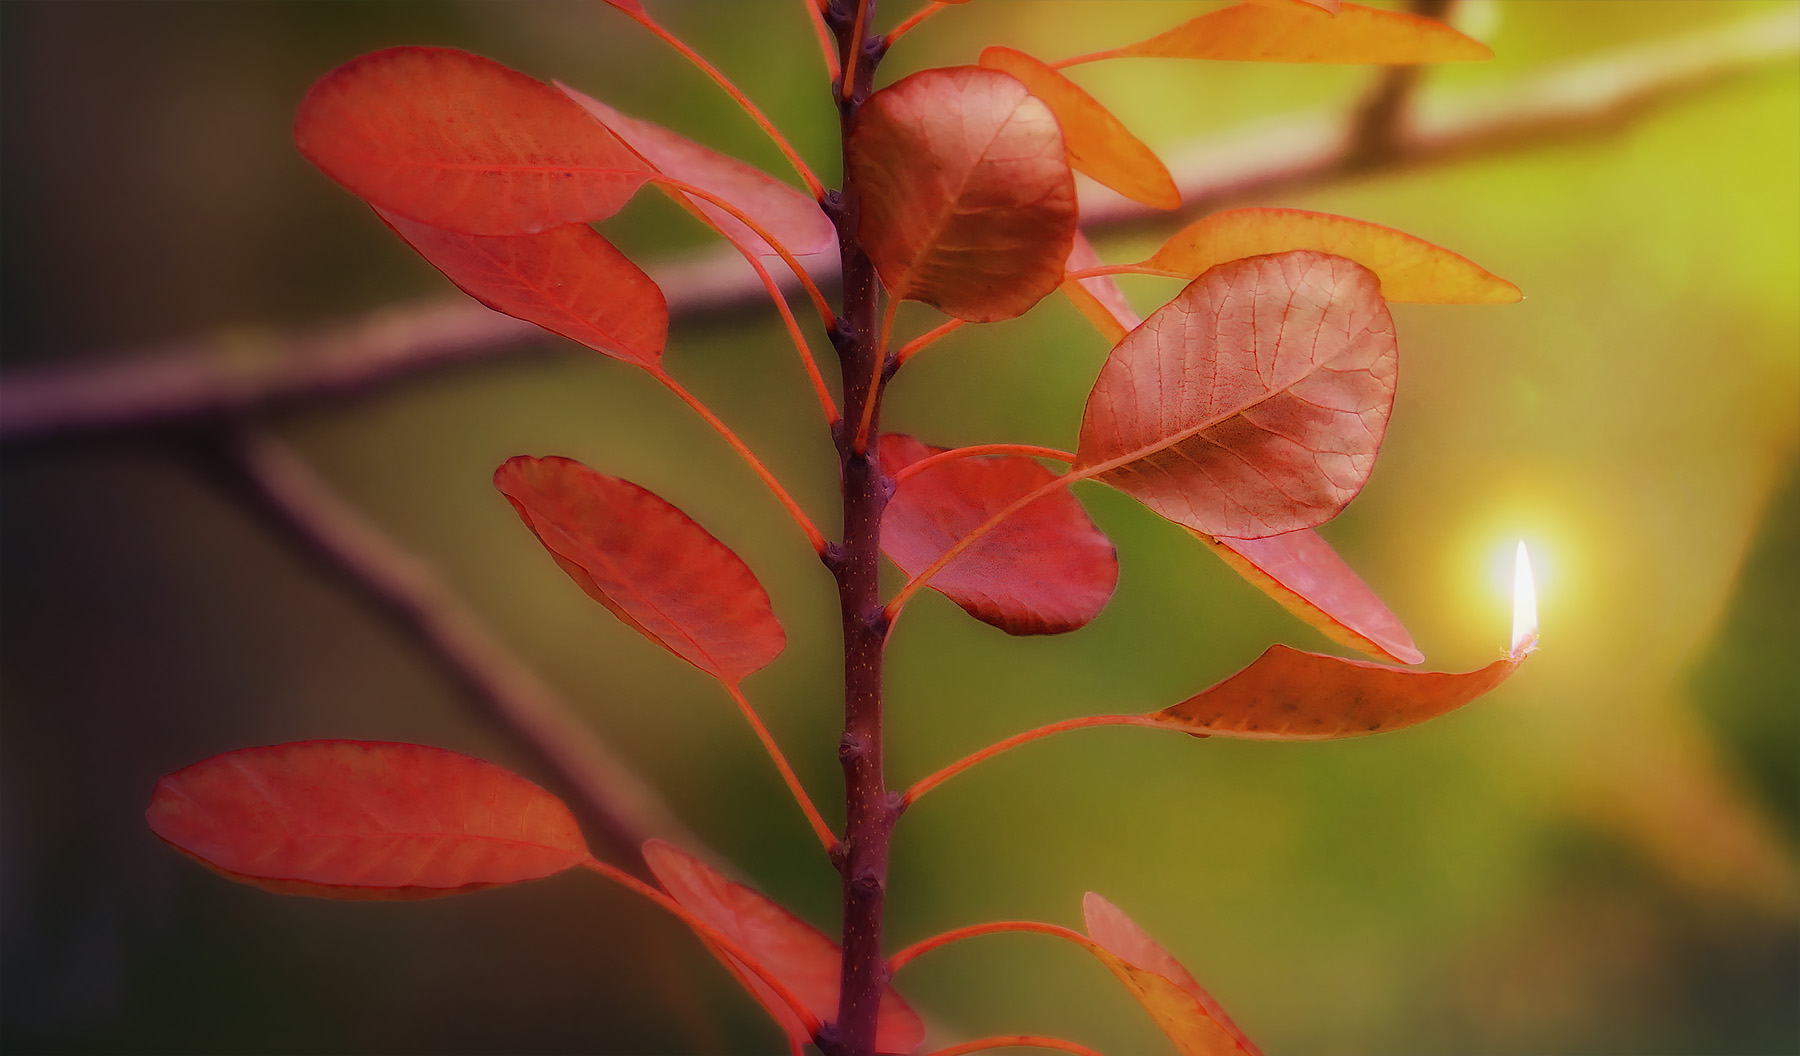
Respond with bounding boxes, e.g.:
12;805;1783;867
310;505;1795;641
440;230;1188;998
1511;540;1539;659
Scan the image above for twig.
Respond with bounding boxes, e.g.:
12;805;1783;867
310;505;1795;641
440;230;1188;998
195;427;695;876
3;7;1794;446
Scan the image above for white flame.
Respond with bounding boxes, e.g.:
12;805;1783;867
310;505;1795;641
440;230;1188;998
1510;540;1539;659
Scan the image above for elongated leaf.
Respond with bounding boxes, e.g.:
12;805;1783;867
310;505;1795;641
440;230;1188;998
1099;0;1490;63
1144;209;1519;304
558;85;835;258
146;741;588;900
976;46;1178;210
1199;529;1422;664
494;456;784;683
1083;894;1263;1056
1154;643;1520;739
295;47;652;235
1075;251;1398;539
377;210;666;367
644;841;927;1055
880;434;1117;635
1062;231;1142;345
848;66;1077;323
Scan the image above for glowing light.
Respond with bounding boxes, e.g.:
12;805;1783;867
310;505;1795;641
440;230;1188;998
1510;540;1539;659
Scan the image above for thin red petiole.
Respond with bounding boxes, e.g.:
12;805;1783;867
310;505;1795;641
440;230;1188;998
894;318;965;365
621;9;825;200
739;246;841;425
651;368;827;554
892;443;1075;485
904;715;1174;806
580;856;821;1036
926;1037;1107;1056
888;918;1091;974
1064;263;1186;282
884;2;948;49
651;175;836;332
724;681;839;853
1048;47;1125;71
852;295;899;453
803;0;841;81
840;0;871;101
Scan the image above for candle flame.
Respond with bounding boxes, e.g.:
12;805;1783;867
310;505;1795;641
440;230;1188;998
1510;540;1539;659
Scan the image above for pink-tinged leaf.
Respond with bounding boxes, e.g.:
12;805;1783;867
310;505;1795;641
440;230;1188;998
1075;251;1398;539
146;741;589;900
1153;643;1521;739
1144;209;1520;304
493;456;784;683
976;46;1178;210
1062;231;1142;345
644;841;927;1055
880;434;1117;635
558;85;835;258
376;210;666;367
295;47;652;235
1199;529;1422;665
848;66;1078;323
1100;0;1489;64
1082;894;1262;1056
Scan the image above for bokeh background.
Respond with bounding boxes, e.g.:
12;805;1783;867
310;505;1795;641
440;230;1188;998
3;1;1796;1053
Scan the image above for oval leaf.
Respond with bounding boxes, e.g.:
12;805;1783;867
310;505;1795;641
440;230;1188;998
295;46;652;235
1153;643;1520;739
494;456;785;683
558;85;835;258
1062;231;1142;345
377;210;667;367
1143;208;1519;304
1199;529;1421;664
977;46;1178;210
1082;894;1263;1056
1102;0;1490;64
1075;251;1398;539
880;434;1118;635
848;66;1078;323
644;841;927;1055
146;741;589;900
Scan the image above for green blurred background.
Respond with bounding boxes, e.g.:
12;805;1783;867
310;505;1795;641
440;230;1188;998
2;2;1795;1053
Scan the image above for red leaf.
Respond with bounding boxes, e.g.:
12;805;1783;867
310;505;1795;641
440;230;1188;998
1099;0;1489;64
376;210;666;367
1152;643;1520;739
1143;208;1519;304
1082;894;1262;1056
146;741;589;900
1062;231;1142;345
1074;251;1397;539
493;456;785;684
1199;529;1421;665
295;47;652;235
558;85;835;258
976;46;1178;210
644;841;927;1055
880;434;1117;635
848;67;1078;323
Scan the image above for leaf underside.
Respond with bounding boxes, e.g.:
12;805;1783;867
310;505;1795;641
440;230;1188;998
1082;893;1263;1056
1061;231;1143;345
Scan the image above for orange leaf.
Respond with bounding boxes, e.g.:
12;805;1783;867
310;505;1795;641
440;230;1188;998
1082;894;1262;1056
493;456;785;683
1075;251;1397;539
558;85;835;258
1143;209;1520;304
1094;0;1489;64
644;841;927;1055
880;434;1117;635
295;47;652;235
376;210;667;367
1152;643;1520;739
848;66;1077;322
1199;529;1422;665
1061;232;1141;345
976;46;1178;210
146;741;589;900
1258;0;1340;13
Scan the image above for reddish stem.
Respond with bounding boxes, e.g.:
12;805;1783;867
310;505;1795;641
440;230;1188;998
884;3;948;49
926;1037;1107;1056
891;443;1075;485
903;714;1175;807
894;318;965;364
725;681;839;852
852;296;898;453
888;919;1092;974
